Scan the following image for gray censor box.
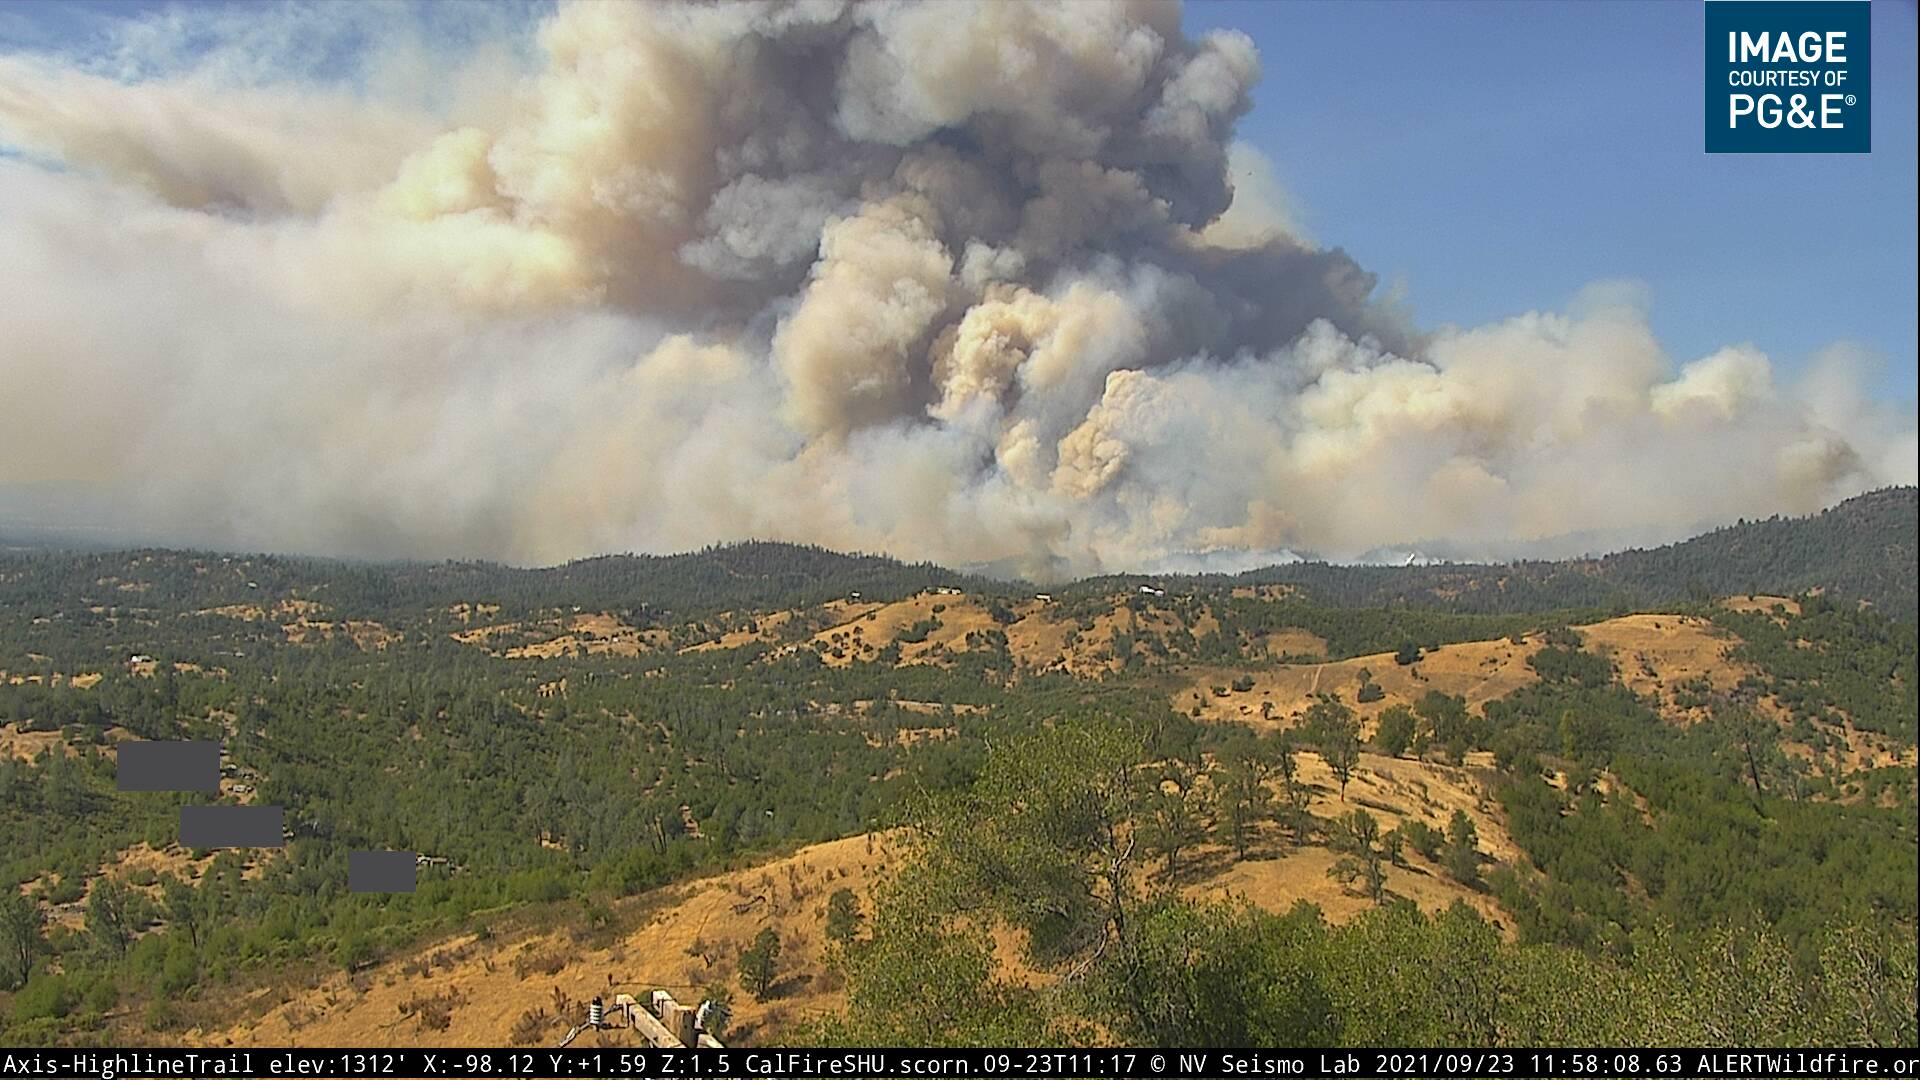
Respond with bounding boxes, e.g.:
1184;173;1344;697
349;850;417;893
117;740;220;792
180;804;284;848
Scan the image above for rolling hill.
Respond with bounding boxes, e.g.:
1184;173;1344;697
3;488;1913;624
1220;486;1918;617
0;488;1912;1048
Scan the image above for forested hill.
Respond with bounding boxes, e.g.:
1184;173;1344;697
0;541;1010;622
1598;486;1916;614
1222;487;1916;617
0;488;1912;619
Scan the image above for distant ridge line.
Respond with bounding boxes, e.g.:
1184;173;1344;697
0;487;1911;619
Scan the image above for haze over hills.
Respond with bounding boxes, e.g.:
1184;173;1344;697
4;487;1912;620
1230;486;1919;618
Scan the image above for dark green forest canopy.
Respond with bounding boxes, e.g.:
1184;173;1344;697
0;541;1016;624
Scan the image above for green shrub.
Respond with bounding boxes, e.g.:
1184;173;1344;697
11;971;74;1021
145;997;183;1031
81;973;119;1015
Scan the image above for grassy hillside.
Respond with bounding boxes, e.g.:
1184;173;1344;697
0;493;1913;1048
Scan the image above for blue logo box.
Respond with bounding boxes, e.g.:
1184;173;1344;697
1705;0;1870;153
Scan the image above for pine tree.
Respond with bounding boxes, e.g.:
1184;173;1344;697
738;927;782;1000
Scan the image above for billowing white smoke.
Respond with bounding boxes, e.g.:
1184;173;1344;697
0;0;1911;577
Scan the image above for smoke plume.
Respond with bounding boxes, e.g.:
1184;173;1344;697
1;0;1912;577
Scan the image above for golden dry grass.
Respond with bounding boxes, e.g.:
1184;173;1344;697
199;604;269;621
1261;628;1329;659
1186;745;1513;929
0;722;71;761
462;613;669;659
282;618;401;650
447;602;503;624
1003;604;1087;673
185;793;1506;1051
1177;612;1821;738
682;609;795;652
0;719;131;761
1721;594;1803;617
1196;845;1505;929
1299;749;1517;859
23;841;239;931
183;736;1521;1048
189;834;905;1049
1009;603;1162;676
1578;614;1742;711
452;621;523;645
1;668;104;688
1178;635;1542;730
1569;613;1881;761
786;593;1002;668
106;842;215;893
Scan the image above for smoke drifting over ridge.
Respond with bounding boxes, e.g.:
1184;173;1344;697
1;1;1912;577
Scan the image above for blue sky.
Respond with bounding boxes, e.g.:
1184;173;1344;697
1185;0;1919;402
